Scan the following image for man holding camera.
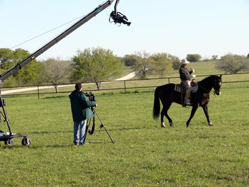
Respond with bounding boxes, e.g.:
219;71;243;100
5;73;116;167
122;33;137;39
69;83;96;145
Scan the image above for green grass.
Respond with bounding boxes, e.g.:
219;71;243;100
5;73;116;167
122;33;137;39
0;80;249;186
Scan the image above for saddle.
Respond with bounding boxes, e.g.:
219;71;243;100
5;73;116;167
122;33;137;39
174;80;198;106
174;80;198;93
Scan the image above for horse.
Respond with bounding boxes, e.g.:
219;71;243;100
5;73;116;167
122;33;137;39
153;75;222;127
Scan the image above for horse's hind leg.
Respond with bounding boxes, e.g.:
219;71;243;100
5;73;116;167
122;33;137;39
161;104;173;128
160;108;166;128
186;104;198;127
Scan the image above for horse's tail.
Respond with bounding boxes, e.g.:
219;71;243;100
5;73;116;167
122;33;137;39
153;86;160;119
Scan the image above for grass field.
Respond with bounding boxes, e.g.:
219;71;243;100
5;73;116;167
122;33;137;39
0;79;249;186
1;60;249;186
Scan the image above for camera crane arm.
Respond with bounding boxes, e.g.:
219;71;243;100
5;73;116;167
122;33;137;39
0;0;118;83
114;0;120;14
0;0;126;140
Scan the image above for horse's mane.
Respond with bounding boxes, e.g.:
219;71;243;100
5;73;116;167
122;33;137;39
198;75;217;84
198;75;219;91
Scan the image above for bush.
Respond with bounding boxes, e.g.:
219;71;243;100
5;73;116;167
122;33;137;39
216;54;249;74
186;54;202;62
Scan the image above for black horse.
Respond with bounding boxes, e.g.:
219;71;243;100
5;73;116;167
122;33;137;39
153;75;222;127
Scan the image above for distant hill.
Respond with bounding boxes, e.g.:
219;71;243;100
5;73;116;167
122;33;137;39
189;60;224;75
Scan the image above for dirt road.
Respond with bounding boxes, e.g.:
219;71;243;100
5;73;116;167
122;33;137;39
1;72;135;95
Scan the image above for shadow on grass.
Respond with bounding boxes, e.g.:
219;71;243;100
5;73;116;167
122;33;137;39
0;127;143;149
0;141;114;150
29;127;142;135
98;127;142;132
30;130;71;135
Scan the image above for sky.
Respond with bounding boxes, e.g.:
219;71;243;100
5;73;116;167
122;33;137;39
0;0;249;61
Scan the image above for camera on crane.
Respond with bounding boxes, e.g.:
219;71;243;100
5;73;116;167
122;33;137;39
110;11;131;26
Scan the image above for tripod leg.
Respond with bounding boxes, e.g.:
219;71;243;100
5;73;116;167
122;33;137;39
82;119;91;144
100;124;115;144
93;109;114;144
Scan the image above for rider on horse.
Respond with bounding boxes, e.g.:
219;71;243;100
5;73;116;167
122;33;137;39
179;59;195;106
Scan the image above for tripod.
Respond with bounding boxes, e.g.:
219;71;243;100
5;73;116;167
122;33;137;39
84;107;114;144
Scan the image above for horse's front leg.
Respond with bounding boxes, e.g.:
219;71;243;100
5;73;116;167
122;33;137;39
202;105;213;126
186;104;198;127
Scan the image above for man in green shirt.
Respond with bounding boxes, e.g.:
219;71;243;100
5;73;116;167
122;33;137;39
69;83;96;145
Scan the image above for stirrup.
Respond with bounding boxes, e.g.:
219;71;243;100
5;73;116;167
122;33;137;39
186;100;191;105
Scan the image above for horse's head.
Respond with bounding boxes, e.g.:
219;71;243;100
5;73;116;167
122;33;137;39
213;75;222;95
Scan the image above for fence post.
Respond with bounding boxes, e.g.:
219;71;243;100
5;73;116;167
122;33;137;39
124;80;126;92
37;85;40;99
168;78;170;83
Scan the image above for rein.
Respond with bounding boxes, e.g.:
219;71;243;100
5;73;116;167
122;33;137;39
198;77;219;95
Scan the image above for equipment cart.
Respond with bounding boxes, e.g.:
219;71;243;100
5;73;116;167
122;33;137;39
0;131;31;146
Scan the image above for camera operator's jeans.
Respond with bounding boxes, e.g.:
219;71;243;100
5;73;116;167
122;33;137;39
74;120;86;145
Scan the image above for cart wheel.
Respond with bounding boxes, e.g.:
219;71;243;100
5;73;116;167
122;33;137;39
22;138;32;146
4;139;14;145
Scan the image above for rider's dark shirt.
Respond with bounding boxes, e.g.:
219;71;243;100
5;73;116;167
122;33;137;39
179;66;192;81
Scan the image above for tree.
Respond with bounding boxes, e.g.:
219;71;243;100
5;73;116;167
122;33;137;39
131;51;154;79
0;48;43;86
168;55;180;70
14;59;44;86
212;55;218;60
40;58;71;92
186;54;202;62
216;54;249;74
70;47;122;90
0;48;14;70
150;53;172;78
123;54;140;66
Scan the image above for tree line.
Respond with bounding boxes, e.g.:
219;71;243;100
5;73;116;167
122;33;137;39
0;47;249;90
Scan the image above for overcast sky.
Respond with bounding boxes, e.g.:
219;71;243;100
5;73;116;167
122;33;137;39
1;0;249;60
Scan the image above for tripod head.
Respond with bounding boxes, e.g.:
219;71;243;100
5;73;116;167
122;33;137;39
85;91;96;102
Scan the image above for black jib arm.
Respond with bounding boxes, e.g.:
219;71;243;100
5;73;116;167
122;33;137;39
0;0;116;83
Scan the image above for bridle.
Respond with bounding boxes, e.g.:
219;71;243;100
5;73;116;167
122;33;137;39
214;78;222;95
198;76;222;95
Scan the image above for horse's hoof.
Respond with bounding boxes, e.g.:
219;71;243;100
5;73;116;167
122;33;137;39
170;123;174;127
208;122;214;126
186;124;189;127
161;122;166;128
